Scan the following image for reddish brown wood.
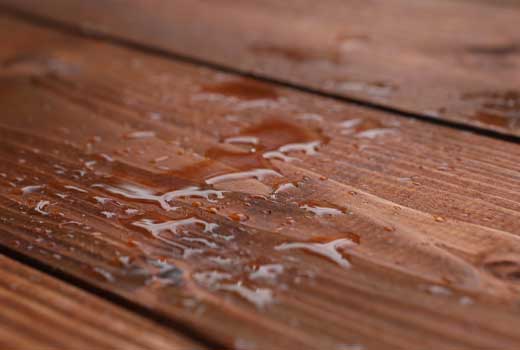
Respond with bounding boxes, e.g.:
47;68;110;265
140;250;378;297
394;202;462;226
0;255;202;350
2;14;520;349
1;0;519;135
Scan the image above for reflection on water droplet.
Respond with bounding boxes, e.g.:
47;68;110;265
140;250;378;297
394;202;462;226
21;185;45;195
101;211;116;219
193;270;232;286
459;296;473;305
34;200;50;215
133;217;218;237
93;267;115;283
275;237;357;268
356;128;396;139
218;282;273;309
272;182;297;195
224;136;260;145
96;183;225;210
250;264;284;282
205;168;282;185
339;118;396;139
125;131;156;139
300;203;345;216
277;141;321;156
64;185;88;193
426;285;452;296
148;259;184;286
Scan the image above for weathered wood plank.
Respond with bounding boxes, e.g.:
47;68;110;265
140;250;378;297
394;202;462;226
1;0;519;136
0;255;203;350
2;14;520;349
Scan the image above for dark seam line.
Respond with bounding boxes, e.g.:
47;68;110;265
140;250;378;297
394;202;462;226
0;242;224;350
1;5;519;145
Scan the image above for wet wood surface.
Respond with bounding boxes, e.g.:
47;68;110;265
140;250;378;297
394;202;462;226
1;7;520;350
0;255;201;350
1;0;519;136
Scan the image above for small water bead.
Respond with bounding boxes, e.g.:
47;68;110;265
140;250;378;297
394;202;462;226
93;196;111;204
125;131;156;139
426;285;452;296
356;128;396;139
100;211;117;219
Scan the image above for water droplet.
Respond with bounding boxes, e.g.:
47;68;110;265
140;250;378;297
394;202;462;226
249;264;284;282
218;282;273;309
100;211;116;219
64;185;88;193
133;217;218;237
21;185;45;195
426;285;452;296
96;183;225;210
205;168;282;185
459;296;474;305
92;267;115;282
275;237;358;268
125;131;156;139
34;200;50;215
228;213;249;222
193;270;232;287
224;136;260;145
300;203;345;216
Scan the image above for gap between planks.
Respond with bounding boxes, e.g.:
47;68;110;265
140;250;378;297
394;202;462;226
0;244;221;349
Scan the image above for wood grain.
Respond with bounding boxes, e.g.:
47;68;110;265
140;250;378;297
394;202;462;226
0;255;202;350
1;0;519;136
2;14;520;349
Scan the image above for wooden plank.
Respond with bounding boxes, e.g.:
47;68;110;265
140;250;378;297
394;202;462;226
1;0;519;136
2;14;520;350
0;255;202;350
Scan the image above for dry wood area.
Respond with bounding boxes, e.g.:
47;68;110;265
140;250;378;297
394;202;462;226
0;1;519;350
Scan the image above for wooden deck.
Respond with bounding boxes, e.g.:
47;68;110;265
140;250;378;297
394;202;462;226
1;1;520;349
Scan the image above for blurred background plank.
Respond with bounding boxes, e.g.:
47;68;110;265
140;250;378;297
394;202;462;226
0;255;203;350
2;13;520;349
1;0;519;136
